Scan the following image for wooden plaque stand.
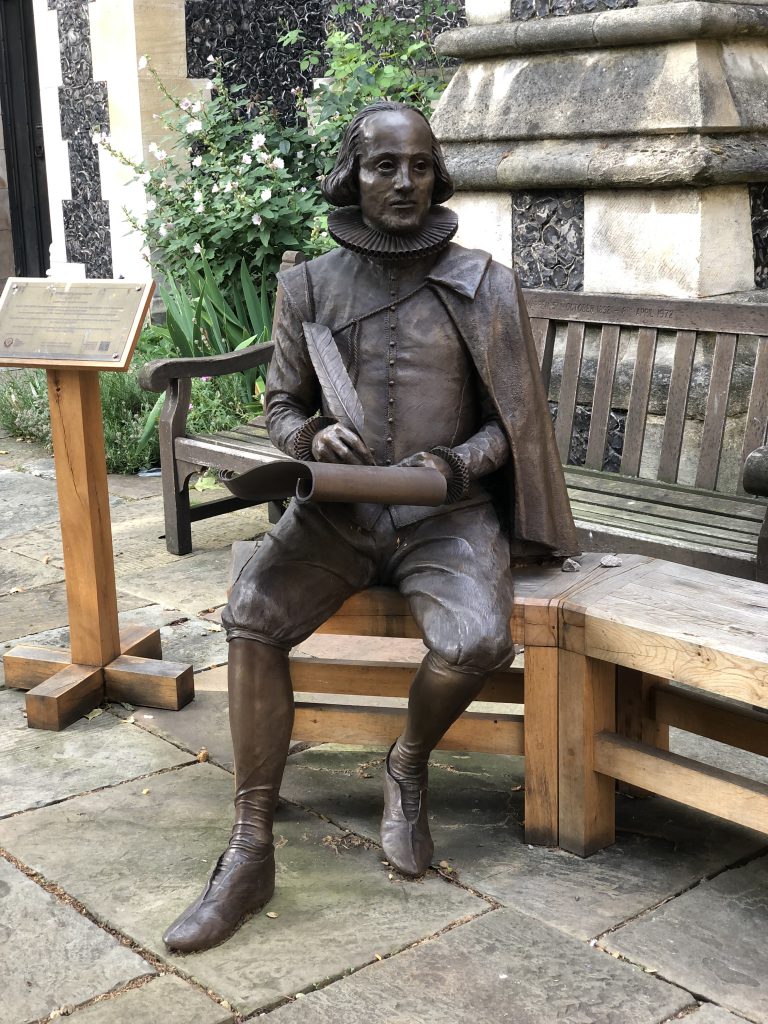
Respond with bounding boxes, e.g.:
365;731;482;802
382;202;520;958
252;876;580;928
1;283;194;730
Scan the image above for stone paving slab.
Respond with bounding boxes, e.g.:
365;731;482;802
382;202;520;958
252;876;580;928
280;745;767;940
64;975;234;1024
0;548;64;597
0;583;148;645
684;1007;749;1024
112;691;234;769
605;855;768;1023
1;763;485;1015
266;906;693;1024
0;689;193;818
0;469;62;540
0;856;152;1024
671;727;768;785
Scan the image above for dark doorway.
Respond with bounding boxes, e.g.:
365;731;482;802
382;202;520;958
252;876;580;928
0;0;52;277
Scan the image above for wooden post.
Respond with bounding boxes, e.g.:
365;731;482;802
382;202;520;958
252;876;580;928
558;649;616;857
47;369;121;666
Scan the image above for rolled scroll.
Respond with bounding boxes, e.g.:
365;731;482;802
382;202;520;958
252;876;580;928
222;460;447;507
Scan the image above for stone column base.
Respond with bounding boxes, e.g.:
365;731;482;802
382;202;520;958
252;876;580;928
584;186;755;298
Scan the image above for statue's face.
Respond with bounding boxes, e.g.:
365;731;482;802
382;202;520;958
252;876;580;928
357;109;435;236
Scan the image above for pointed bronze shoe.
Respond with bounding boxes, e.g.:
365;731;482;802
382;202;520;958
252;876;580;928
162;845;275;953
380;747;434;877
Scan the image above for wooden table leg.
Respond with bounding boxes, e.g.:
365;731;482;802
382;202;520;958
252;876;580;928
558;648;616;857
616;668;669;797
524;645;559;846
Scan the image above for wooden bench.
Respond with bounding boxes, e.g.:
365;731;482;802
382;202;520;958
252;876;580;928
140;275;768;580
524;291;768;582
553;555;768;856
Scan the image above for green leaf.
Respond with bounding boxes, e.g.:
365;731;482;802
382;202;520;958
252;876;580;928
137;393;165;448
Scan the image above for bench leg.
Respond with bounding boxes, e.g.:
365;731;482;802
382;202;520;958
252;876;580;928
616;668;669;797
558;649;616;857
524;645;558;846
162;464;192;556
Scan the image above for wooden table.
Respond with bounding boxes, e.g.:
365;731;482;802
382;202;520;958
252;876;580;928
555;556;768;855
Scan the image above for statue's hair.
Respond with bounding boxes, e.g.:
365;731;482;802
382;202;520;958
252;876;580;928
321;101;454;208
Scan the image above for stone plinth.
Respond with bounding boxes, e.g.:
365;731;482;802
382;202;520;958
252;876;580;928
433;1;768;297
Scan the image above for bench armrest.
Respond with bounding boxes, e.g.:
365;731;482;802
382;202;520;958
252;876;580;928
743;446;768;497
138;341;276;393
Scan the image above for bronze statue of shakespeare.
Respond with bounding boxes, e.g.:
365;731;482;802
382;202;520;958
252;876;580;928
163;101;578;953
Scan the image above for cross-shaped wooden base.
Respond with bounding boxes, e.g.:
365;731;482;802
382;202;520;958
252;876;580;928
4;624;194;730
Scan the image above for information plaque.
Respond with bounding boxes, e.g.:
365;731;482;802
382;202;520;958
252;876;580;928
0;278;154;371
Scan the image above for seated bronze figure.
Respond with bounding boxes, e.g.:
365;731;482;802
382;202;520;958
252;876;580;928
163;101;578;953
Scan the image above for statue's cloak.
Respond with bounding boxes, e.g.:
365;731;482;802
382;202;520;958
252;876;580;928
277;243;580;559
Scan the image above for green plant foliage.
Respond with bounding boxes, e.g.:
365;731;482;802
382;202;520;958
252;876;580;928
99;59;331;288
282;0;458;177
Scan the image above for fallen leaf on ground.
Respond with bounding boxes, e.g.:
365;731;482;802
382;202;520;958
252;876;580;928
142;788;150;795
197;747;210;762
42;556;51;565
85;708;103;720
266;911;278;919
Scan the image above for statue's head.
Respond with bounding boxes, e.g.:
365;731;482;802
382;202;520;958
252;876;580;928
322;101;454;237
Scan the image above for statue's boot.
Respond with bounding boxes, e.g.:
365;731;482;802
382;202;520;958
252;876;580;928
163;638;294;953
381;652;487;876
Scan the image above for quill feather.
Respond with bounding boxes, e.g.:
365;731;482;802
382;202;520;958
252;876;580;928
303;322;365;437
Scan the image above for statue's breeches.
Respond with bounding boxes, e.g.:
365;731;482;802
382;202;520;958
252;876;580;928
222;500;515;673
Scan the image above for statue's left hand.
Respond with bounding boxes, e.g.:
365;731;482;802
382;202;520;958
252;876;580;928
398;451;453;484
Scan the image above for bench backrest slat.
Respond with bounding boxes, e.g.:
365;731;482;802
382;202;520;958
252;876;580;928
657;330;697;484
531;317;556;392
554;321;586;461
585;324;621;470
695;332;738;491
621;327;657;477
741;336;768;475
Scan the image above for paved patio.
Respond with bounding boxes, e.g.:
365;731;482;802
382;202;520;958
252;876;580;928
1;431;767;1024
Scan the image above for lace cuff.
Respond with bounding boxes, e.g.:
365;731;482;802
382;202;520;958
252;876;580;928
430;446;471;503
290;417;336;461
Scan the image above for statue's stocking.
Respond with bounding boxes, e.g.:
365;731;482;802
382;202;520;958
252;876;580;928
225;637;295;859
389;651;487;817
162;637;294;953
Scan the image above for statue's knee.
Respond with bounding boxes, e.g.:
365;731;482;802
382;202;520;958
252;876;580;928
432;633;514;675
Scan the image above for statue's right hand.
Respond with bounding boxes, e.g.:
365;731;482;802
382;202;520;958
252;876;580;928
312;423;374;465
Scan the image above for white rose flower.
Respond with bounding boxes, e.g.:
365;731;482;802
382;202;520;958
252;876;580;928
257;151;269;164
91;131;103;146
299;187;307;193
193;190;203;202
251;133;266;150
195;203;204;213
137;55;148;71
206;53;215;63
224;181;233;193
186;119;203;134
271;157;285;170
138;171;151;185
193;242;202;254
241;153;252;165
191;100;203;114
179;98;191;110
211;183;220;193
146;199;157;211
260;188;272;202
148;141;158;155
192;154;203;167
251;213;262;226
159;223;169;237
